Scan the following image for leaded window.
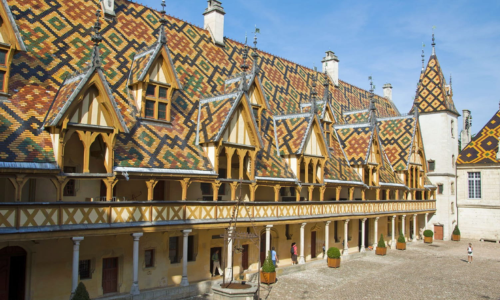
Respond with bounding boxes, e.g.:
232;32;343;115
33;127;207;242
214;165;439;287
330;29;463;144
468;172;481;199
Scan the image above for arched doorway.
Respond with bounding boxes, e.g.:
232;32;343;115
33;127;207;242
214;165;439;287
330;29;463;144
0;246;27;300
260;233;272;265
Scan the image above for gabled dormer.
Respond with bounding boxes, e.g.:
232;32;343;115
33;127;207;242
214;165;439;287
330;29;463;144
128;4;181;124
0;1;27;96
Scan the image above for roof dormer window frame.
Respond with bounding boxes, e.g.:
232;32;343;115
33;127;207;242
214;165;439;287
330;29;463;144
0;43;12;96
143;79;173;122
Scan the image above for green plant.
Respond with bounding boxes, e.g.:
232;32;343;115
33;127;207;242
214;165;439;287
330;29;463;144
423;230;434;238
377;234;386;248
397;231;406;243
262;251;275;273
327;247;341;259
71;282;90;300
453;225;461;235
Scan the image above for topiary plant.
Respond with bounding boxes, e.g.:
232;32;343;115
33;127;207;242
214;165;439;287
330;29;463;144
377;234;386;248
72;282;90;300
397;231;406;243
327;247;341;259
261;251;276;273
423;230;434;237
453;225;461;235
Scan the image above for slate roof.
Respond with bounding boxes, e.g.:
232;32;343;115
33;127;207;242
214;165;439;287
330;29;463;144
457;109;500;165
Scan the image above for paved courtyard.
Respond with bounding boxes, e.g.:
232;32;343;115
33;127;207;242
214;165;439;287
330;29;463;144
261;239;500;299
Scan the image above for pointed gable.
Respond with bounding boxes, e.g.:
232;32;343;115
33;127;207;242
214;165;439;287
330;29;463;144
0;0;26;51
275;114;311;155
302;117;328;157
324;131;362;183
458;109;500;165
413;54;458;115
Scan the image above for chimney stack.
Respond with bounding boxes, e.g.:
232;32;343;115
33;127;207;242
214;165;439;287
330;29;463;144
203;0;225;46
383;83;393;101
322;51;339;86
101;0;115;17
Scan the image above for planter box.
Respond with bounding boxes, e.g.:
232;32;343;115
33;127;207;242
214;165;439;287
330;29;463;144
424;236;433;243
375;247;387;255
452;234;460;241
327;257;340;268
260;271;276;284
396;242;406;250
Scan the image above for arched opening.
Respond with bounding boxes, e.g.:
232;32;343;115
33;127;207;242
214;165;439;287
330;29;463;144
89;134;107;173
0;178;15;202
230;151;239;179
0;246;27;300
64;132;84;173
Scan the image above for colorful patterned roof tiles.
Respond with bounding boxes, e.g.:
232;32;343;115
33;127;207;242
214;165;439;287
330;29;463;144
336;124;373;165
275;114;311;155
457;109;500;165
343;109;370;124
324;132;362;183
377;116;416;171
197;92;240;144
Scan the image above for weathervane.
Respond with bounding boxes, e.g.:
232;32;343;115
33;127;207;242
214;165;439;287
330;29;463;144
431;26;436;55
253;25;260;49
421;42;425;72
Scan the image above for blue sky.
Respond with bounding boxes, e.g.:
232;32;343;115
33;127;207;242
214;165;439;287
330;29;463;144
151;0;500;135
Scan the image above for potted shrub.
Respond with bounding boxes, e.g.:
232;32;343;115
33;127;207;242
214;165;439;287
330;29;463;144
396;231;406;250
452;225;461;241
423;230;433;243
327;247;341;268
375;234;387;255
72;282;90;300
260;251;276;284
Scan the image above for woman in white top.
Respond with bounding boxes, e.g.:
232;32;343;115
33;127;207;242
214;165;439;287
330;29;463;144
467;243;473;264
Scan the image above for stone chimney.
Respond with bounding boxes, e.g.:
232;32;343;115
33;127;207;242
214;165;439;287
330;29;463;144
321;51;339;86
101;0;115;17
383;83;393;101
203;0;225;46
460;109;472;150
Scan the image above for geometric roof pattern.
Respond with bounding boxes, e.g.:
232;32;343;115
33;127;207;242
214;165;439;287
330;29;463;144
412;53;458;115
324;132;362;182
343;109;370;124
275;114;312;155
336;124;373;165
377;116;417;171
457;109;500;165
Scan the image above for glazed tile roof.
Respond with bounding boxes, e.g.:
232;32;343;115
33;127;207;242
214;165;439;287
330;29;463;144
343;109;370;124
197;92;240;144
377;115;417;171
457;109;500;165
379;151;404;185
275;114;311;155
412;53;458;115
324;132;362;183
336;124;374;165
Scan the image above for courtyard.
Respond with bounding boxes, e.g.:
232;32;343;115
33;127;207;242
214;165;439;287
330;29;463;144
261;239;500;299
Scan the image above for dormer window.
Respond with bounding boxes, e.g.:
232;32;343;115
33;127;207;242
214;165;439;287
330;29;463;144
0;48;9;94
144;83;170;120
0;50;6;65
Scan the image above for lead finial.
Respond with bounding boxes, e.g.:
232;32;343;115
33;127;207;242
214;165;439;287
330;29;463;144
421;43;425;72
241;45;249;72
322;71;329;102
431;26;436;55
253;25;260;50
91;6;103;68
158;0;167;44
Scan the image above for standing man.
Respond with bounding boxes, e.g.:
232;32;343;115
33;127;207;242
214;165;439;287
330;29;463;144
212;249;223;277
271;247;279;267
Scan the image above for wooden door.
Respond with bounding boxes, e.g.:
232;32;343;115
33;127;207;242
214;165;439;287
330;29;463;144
102;257;118;294
0;257;9;300
434;225;444;240
311;231;317;259
242;245;249;270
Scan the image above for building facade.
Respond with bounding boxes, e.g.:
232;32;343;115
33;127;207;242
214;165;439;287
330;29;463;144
0;0;438;299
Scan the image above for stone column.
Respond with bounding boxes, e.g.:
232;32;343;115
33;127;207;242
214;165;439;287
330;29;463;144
413;214;417;242
343;219;350;255
224;227;234;282
265;225;273;256
391;215;396;249
130;232;143;295
401;215;406;241
299;223;306;264
180;229;192;286
373;217;379;249
425;213;429;230
324;221;331;259
360;218;367;252
71;237;84;297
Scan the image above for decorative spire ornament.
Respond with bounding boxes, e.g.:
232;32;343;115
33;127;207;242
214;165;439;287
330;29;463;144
421;43;425;73
251;26;260;74
322;72;329;102
158;0;167;44
310;70;318;115
431;26;436;56
368;76;377;125
90;6;103;68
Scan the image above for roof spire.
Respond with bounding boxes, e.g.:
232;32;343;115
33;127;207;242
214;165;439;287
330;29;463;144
421;42;425;72
90;5;103;68
158;0;167;44
431;26;436;56
310;69;318;115
251;27;260;74
368;76;377;125
241;45;249;72
322;71;329;102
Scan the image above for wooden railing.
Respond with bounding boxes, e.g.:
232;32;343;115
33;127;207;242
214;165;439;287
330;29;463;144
0;200;436;234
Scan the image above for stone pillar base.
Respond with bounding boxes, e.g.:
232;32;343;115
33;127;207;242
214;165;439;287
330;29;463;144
224;268;233;282
360;247;366;253
130;282;140;295
298;256;305;264
180;276;189;287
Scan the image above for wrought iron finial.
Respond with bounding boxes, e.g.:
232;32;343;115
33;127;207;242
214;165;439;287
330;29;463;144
322;72;329;102
158;0;168;44
90;6;103;68
421;43;425;72
431;26;436;55
241;45;249;72
253;25;260;50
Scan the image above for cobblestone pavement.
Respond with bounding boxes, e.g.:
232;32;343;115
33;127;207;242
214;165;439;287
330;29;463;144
262;239;500;300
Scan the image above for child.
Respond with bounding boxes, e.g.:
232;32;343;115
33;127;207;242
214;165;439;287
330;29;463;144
467;243;473;264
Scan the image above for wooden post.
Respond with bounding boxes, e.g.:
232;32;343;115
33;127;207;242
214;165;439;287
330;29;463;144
237;149;246;180
308;185;314;201
335;186;341;201
361;189;365;201
230;182;238;201
212;180;221;201
103;177;118;201
348;187;354;200
180;178;191;201
304;158;310;183
312;160;318;184
226;148;235;179
51;176;68;202
319;185;326;201
146;179;158;201
9;175;28;202
249;183;258;201
395;189;399;200
295;186;302;202
375;188;380;200
273;185;281;202
368;166;373;186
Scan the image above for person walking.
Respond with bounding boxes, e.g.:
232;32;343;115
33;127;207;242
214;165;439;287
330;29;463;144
467;243;473;264
291;242;298;265
322;243;326;258
212;249;223;276
271;247;278;267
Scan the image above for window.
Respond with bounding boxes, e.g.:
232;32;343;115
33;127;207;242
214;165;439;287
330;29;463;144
0;50;6;65
0;71;5;91
452;155;455;167
451;120;455;138
63;166;76;196
468;172;481;199
451;182;455;195
144;84;169;121
428;160;435;172
79;259;91;279
169;236;181;264
145;249;155;268
437;184;444;195
187;235;195;262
